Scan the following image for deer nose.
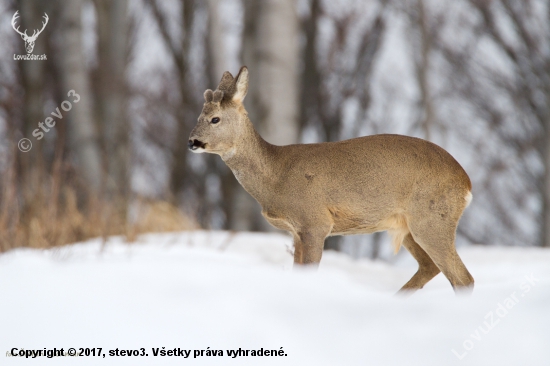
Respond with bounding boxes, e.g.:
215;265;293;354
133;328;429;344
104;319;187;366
188;139;205;151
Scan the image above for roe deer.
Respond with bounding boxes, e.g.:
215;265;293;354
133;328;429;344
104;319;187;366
188;66;474;294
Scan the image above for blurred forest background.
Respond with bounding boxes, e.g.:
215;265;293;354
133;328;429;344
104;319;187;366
0;0;549;258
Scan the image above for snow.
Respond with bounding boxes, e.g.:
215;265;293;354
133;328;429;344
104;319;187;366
1;231;549;366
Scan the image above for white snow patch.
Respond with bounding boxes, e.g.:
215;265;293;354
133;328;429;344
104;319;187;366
1;231;549;365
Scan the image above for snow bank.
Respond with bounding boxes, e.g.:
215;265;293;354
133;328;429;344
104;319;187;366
1;231;549;365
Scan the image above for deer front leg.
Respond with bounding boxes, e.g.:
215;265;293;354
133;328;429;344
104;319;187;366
293;235;304;264
292;225;331;268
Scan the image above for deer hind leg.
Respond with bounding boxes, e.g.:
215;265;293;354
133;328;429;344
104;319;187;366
398;233;440;295
408;218;474;294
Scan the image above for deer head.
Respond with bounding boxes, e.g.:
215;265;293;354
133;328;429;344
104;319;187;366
188;66;250;159
12;11;49;54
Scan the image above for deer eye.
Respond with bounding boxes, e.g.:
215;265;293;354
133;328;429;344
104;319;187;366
211;117;220;124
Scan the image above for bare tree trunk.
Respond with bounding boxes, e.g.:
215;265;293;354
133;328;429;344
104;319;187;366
413;0;434;141
242;0;300;146
206;0;227;84
300;0;321;134
252;0;300;145
60;0;103;194
241;0;260;127
17;0;46;203
542;99;550;247
95;0;129;203
169;0;195;206
237;0;300;232
145;0;195;207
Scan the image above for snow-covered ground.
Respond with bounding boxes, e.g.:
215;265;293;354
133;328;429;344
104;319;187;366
1;231;549;366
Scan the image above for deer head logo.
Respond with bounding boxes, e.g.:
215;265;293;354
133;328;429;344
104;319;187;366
11;11;49;54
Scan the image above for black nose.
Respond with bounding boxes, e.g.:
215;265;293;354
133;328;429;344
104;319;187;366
188;139;205;151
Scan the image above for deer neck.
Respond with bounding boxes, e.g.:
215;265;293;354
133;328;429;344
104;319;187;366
222;118;278;202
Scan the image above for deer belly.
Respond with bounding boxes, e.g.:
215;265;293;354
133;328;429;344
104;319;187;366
328;206;407;236
328;206;378;235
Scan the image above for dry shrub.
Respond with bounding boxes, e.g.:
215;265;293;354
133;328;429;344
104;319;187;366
0;187;198;254
127;199;199;241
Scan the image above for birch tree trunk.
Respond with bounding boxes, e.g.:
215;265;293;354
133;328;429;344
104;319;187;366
236;0;300;232
206;0;227;85
243;0;300;145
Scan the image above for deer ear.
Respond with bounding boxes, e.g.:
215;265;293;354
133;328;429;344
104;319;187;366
219;71;234;86
204;89;214;103
233;66;249;103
